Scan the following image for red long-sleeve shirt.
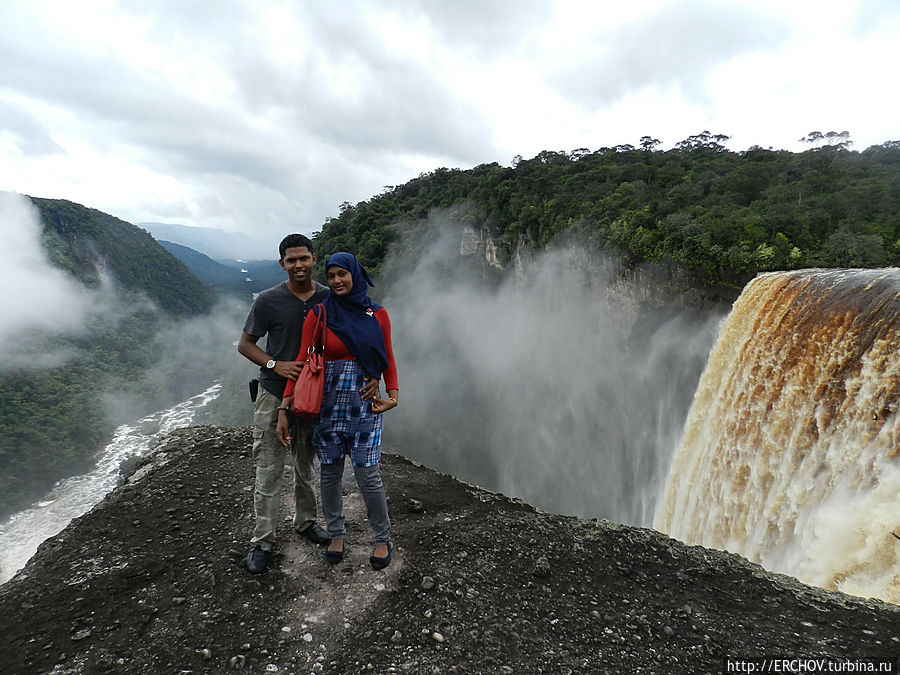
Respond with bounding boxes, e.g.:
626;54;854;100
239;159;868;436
283;307;398;397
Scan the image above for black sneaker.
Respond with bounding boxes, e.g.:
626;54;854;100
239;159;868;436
296;522;330;546
245;546;271;574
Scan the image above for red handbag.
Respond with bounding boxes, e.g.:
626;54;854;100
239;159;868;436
290;304;327;418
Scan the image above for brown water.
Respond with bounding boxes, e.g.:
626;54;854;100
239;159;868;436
656;268;900;604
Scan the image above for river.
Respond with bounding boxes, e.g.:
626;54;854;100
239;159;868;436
0;381;222;584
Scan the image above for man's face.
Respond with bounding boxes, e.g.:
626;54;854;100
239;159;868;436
280;246;316;285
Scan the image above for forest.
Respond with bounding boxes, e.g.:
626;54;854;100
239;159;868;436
0;199;216;518
312;133;900;288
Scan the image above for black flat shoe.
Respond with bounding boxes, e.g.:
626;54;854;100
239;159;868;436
324;541;344;564
297;522;331;546
370;542;392;571
245;546;271;574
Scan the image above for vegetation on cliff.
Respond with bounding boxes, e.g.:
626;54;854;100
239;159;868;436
33;197;215;315
0;198;218;518
312;133;900;286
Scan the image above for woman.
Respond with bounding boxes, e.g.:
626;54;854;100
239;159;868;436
278;252;399;570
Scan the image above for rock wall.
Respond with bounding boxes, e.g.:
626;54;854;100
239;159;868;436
457;222;739;312
458;223;503;270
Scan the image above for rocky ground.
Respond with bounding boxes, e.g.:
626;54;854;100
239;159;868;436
1;425;898;674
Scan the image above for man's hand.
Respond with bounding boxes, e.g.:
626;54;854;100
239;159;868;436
276;410;292;447
360;376;380;401
273;361;304;381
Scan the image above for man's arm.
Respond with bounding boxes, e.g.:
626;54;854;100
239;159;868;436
360;376;380;400
238;332;303;381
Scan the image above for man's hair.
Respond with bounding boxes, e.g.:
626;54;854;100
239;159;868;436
279;233;315;259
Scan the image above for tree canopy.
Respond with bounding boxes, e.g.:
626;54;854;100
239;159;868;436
312;135;900;287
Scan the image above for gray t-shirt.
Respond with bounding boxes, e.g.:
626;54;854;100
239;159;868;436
243;281;330;397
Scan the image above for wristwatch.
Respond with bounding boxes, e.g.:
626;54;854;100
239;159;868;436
265;359;276;370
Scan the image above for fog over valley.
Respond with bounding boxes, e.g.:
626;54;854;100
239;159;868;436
378;212;724;524
0;197;724;556
0;192;95;364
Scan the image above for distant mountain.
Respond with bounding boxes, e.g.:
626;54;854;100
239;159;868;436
139;222;275;261
159;240;285;295
215;257;286;291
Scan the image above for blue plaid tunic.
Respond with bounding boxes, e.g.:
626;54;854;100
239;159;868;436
313;359;383;466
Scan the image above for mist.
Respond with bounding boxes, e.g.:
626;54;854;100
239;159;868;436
0;191;250;424
2;191;725;530
102;296;256;429
378;213;724;525
0;192;95;367
0;192;167;377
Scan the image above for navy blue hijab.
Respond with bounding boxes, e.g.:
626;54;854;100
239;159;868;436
319;252;388;379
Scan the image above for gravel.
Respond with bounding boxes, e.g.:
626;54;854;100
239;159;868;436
0;425;897;674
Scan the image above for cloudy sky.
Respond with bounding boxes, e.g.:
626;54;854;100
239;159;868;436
1;0;898;254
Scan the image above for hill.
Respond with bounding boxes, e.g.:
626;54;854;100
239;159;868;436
0;197;218;519
157;240;255;295
0;426;897;673
215;257;286;293
34;198;215;315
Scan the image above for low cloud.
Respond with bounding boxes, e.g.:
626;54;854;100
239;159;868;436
0;101;63;157
101;296;255;428
0;192;94;367
379;210;724;525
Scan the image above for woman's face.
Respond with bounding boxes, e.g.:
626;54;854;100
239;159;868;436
327;265;353;296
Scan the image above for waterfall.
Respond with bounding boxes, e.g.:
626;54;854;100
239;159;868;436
0;381;222;584
655;269;900;604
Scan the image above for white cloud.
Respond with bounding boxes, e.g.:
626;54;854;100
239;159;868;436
0;192;92;346
542;1;786;107
0;100;62;156
0;0;897;251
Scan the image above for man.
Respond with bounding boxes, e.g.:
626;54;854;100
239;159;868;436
238;233;331;573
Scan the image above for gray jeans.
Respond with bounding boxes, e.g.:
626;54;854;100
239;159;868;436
250;388;318;550
320;458;391;545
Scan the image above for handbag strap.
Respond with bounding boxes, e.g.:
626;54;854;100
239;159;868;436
309;303;327;354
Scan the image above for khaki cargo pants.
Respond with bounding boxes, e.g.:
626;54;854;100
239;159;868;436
250;388;318;550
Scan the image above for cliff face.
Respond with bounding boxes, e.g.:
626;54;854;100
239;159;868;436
459;223;739;311
1;426;897;674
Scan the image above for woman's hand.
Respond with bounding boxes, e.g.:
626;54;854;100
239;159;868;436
276;407;292;446
370;390;399;414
